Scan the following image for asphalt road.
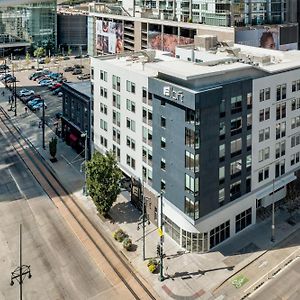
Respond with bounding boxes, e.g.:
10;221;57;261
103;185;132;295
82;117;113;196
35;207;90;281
251;258;300;300
0;118;120;299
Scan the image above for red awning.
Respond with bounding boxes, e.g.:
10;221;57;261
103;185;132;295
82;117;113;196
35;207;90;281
69;133;78;143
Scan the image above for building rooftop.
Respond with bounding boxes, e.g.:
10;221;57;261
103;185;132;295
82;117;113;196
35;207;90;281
64;81;91;99
93;43;300;82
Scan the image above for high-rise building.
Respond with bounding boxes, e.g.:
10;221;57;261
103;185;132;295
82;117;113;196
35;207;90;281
91;40;300;252
137;0;294;25
88;3;298;57
0;0;57;53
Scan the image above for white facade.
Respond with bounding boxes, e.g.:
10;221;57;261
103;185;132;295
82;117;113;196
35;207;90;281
91;46;300;251
91;54;159;192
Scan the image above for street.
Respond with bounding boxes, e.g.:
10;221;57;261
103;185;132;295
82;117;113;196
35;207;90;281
0;116;122;299
250;258;300;300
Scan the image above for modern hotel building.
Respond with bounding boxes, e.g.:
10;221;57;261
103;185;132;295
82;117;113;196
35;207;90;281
91;39;300;252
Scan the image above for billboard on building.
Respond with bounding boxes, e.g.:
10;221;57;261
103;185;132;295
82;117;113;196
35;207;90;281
235;24;298;51
95;20;123;54
149;32;194;56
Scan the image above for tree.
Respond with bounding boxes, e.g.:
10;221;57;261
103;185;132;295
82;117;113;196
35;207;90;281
67;46;72;57
86;151;122;215
25;52;31;67
286;181;300;218
34;47;45;69
49;137;58;162
44;57;51;64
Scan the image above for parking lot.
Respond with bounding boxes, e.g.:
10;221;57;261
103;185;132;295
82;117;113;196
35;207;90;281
1;57;90;134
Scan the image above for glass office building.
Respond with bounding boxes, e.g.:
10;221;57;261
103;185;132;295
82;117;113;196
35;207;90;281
0;0;57;50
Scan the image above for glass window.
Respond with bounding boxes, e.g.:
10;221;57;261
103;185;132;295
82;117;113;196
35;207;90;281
231;138;242;155
219;144;225;160
230;160;242;176
219;188;225;203
219;166;225;182
235;208;252;233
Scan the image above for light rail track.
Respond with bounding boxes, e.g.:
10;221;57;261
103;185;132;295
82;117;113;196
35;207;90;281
0;106;158;300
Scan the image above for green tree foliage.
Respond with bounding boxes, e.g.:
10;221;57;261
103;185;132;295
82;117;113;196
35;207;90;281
25;52;31;66
286;181;300;217
49;137;58;159
34;47;46;69
86;151;122;215
34;47;46;59
45;57;51;64
67;46;72;56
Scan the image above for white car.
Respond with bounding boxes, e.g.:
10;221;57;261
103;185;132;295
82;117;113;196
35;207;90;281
19;89;34;97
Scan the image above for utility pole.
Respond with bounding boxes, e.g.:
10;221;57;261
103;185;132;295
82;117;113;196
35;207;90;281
11;63;17;116
271;179;275;242
159;192;164;282
4;58;7;87
137;182;150;261
81;131;88;196
42;98;45;149
142;189;146;261
14;66;17;117
10;224;32;300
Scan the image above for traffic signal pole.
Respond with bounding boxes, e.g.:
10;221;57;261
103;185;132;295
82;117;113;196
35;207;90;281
159;192;164;282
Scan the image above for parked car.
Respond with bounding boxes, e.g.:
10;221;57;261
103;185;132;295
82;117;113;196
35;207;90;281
37;76;50;84
33;74;47;81
27;98;43;108
0;73;12;81
63;66;74;72
57;92;63;97
72;69;82;75
77;74;90;80
31;102;47;111
73;64;84;69
18;89;34;97
53;87;62;95
74;55;82;59
39;79;52;86
22;94;41;104
50;83;62;91
49;73;62;80
63;56;70;60
6;76;16;83
37;58;45;64
29;72;43;80
0;64;9;72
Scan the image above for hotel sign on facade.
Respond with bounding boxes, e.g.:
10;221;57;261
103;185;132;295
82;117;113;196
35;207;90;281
163;86;184;102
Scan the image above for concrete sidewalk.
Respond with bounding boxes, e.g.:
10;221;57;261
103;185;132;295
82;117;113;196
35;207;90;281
1;82;300;300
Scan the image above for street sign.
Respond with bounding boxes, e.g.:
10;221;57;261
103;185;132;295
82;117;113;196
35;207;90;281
158;228;163;237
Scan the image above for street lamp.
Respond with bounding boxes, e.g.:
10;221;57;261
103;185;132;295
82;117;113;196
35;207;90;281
271;179;275;243
81;131;88;196
10;224;32;300
42;98;45;150
159;191;164;282
11;63;17;116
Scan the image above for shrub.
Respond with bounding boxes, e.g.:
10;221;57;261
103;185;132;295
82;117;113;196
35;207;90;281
113;229;127;242
147;258;158;273
148;263;157;273
123;237;132;251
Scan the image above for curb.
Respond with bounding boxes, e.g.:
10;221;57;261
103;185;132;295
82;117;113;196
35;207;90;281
213;222;300;293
